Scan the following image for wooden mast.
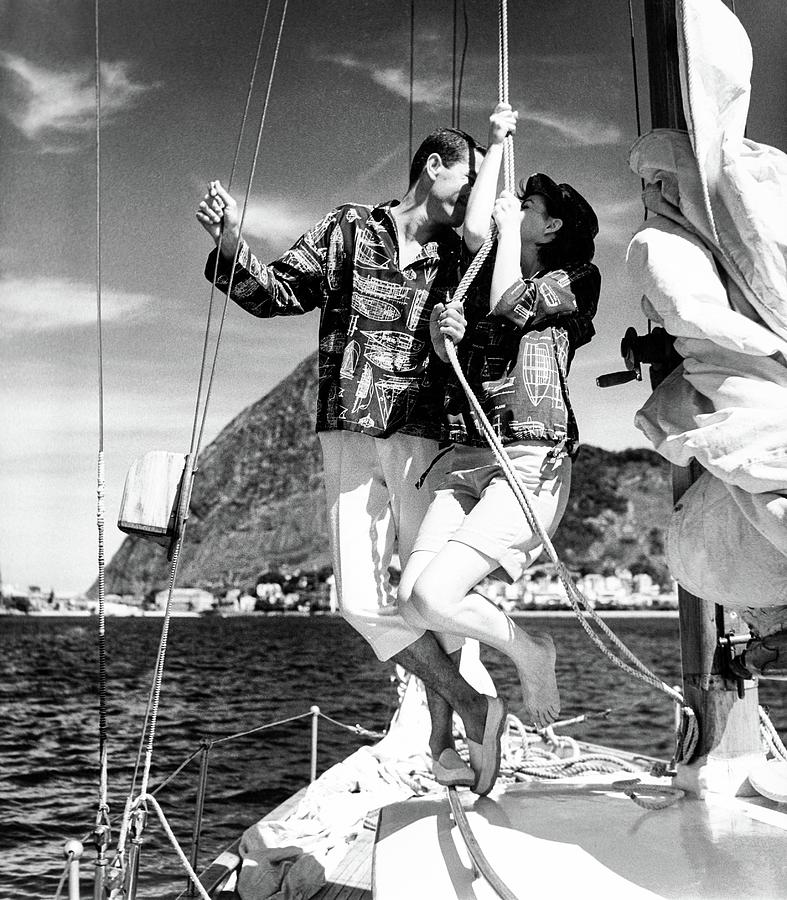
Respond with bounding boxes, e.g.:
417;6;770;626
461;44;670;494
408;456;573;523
642;0;762;794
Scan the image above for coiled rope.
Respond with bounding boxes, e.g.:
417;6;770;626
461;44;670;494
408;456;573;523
445;0;700;765
760;706;787;763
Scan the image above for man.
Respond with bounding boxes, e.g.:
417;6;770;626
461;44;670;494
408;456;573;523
196;126;498;785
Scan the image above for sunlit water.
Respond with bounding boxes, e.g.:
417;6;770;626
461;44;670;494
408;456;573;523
2;614;785;898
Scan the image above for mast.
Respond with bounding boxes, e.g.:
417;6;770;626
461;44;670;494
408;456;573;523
642;0;762;793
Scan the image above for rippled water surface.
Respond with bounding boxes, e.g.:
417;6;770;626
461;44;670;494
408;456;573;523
2;614;785;898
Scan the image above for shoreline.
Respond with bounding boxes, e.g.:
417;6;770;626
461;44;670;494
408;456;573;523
2;608;679;619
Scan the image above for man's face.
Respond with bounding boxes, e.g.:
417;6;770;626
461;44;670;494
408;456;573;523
431;149;484;228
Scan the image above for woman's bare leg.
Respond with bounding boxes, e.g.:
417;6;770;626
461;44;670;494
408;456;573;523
408;541;560;728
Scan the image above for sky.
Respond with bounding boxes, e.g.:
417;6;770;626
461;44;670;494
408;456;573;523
0;0;784;593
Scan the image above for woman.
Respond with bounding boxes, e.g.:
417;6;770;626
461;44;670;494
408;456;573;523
399;104;601;793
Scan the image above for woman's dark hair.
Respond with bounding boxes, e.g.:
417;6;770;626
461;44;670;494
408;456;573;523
408;128;486;187
518;175;597;271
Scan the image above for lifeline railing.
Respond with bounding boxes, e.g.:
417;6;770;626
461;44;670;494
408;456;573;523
55;704;384;900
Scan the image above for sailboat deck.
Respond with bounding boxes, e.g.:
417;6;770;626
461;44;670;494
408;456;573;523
375;779;787;899
186;789;374;900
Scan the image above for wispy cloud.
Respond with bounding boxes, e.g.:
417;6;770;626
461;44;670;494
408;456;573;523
321;53;452;109
517;108;622;146
0;52;150;143
240;198;324;247
0;277;154;332
593;197;647;245
321;52;622;146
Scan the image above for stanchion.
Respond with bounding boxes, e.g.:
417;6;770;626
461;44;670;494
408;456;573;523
310;706;320;783
63;840;83;900
187;741;212;896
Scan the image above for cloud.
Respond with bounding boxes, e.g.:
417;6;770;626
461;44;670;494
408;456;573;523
0;277;154;332
321;52;622;146
0;52;150;142
239;197;324;247
517;109;622;146
593;197;647;245
321;53;451;110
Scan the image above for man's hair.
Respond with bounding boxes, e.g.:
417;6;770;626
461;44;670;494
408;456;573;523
408;128;486;187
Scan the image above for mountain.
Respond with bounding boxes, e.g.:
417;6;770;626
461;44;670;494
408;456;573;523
101;353;673;597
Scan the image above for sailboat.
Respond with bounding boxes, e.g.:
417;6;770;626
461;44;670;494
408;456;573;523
52;0;787;898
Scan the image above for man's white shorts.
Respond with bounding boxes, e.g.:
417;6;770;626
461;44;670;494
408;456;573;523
319;430;463;661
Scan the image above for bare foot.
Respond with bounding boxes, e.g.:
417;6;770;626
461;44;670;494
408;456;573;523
512;629;560;728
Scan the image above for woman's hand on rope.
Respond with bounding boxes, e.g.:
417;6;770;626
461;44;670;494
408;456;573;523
492;190;522;235
196;180;240;258
488;102;517;146
430;300;466;362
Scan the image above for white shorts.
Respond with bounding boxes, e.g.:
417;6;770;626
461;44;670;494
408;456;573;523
319;430;463;661
413;441;571;582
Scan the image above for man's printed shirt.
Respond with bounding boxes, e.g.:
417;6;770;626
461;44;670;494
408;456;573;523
207;203;462;441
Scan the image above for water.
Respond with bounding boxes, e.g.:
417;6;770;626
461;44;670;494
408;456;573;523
1;614;785;899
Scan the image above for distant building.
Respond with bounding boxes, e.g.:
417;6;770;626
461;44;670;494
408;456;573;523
153;587;215;613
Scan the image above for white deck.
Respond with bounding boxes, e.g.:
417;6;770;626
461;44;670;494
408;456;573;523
375;780;787;899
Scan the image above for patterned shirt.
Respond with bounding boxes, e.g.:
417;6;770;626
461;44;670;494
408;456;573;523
207;202;462;440
447;255;601;454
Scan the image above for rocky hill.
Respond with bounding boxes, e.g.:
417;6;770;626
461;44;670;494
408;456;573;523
101;352;673;596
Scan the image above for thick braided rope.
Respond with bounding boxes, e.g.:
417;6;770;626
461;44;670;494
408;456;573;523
445;340;690;699
760;706;787;762
448;341;700;761
444;1;699;762
497;0;515;192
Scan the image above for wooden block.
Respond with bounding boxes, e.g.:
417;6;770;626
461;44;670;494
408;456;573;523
117;451;186;544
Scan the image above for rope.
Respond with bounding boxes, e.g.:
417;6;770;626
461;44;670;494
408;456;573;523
52;850;75;900
317;711;386;740
441;0;699;765
132;794;213;900
760;706;787;763
497;0;515;192
613;778;685;811
211;710;314;745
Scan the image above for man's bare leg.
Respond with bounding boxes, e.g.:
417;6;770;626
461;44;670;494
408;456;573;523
411;542;560;728
423;651;462;758
392;633;487;744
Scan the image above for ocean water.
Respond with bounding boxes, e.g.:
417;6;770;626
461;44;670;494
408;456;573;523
2;614;785;899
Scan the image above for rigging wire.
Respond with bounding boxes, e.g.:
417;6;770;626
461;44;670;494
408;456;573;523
191;0;276;458
114;0;292;861
93;0;109;823
627;0;643;139
409;0;415;163
194;0;290;460
455;0;469;130
451;0;458;127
